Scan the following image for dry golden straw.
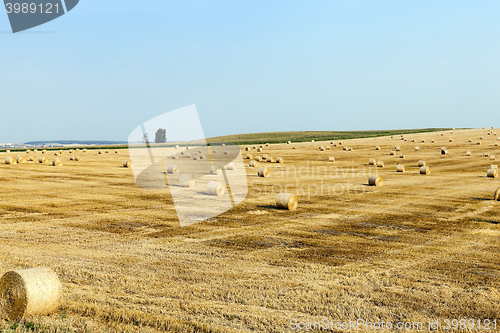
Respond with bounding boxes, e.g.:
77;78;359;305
179;174;195;188
494;187;500;201
207;181;225;196
257;167;270;178
5;157;16;165
167;165;179;174
276;193;298;211
368;175;383;186
487;169;498;178
420;166;430;175
0;267;62;322
396;164;405;172
52;159;62;167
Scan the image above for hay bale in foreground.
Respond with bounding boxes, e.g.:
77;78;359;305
179;174;195;188
368;175;383;186
418;160;426;167
257;167;270;178
249;160;258;167
368;159;376;166
420;166;430;175
123;160;131;168
376;161;384;168
207;181;225;196
396;164;405;172
5;157;16;165
167;164;179;174
0;267;62;321
494;187;500;201
487;169;498;178
52;159;62;167
16;155;26;164
276;193;298;211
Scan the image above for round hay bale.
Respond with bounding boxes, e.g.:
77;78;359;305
431;139;435;143
249;160;258;167
495;187;500;201
199;154;206;160
262;154;268;160
123;160;131;168
69;156;74;161
54;152;59;156
52;159;62;166
266;143;270;147
246;154;253;160
326;146;330;150
172;153;178;159
27;156;36;162
245;147;250;151
267;156;275;163
226;162;236;170
287;141;291;144
0;267;62;321
375;146;380;150
487;169;498;178
449;139;453;142
376;161;384;168
422;139;426;143
185;153;192;158
5;150;10;153
403;138;408;141
347;147;353;151
319;146;325;151
210;166;222;175
415;147;419;151
98;150;103;154
175;145;180;149
257;167;270;178
16;155;26;164
221;144;226;147
368;159;376;165
441;149;448;155
480;136;484;139
276;193;298;211
167;164;179;174
343;147;347;151
311;140;315;143
411;138;415;142
466;151;471;156
59;150;64;155
441;133;444;136
224;151;228;155
399;153;405;158
207;181;225;196
115;150;119;154
252;146;256;149
83;149;87;153
5;157;16;165
257;148;262;152
395;146;401;151
490;165;498;169
420;166;430;175
293;146;297;149
390;150;395;155
276;157;284;163
179;174;195;188
329;157;335;162
368;175;383;186
484;152;490;157
467;139;472;142
68;150;73;154
74;156;81;161
255;156;262;162
491;155;496;160
38;156;47;163
42;150;46;154
193;155;200;161
495;142;499;147
25;150;31;154
396;164;405;172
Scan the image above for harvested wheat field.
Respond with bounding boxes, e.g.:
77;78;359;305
1;128;499;332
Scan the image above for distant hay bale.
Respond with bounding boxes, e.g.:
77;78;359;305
375;146;380;150
74;156;81;161
226;162;236;170
185;153;192;158
257;167;270;178
210;166;222;175
467;139;472;142
319;146;325;151
123;160;132;168
68;150;73;154
82;149;87;153
415;147;419;151
69;156;74;161
403;138;408;141
5;157;16;165
199;154;206;160
25;150;31;154
311;140;314;143
0;267;62;321
193;155;200;161
287;141;291;144
115;150;119;154
431;139;435;143
38;156;47;163
326;146;330;150
484;152;490;157
276;193;298;211
276;157;284;163
495;142;499;147
257;148;262;152
396;164;405;172
266;143;270;146
224;151;229;155
246;154;253;160
376;161;384;168
293;146;297;149
368;175;383;186
59;150;63;155
449;139;453;142
267;156;275;163
411;138;415;142
179;174;195;188
391;136;393;138
262;154;268;159
16;155;26;164
487;169;498;178
480;136;484;139
252;146;256;149
441;133;444;136
98;150;103;154
255;156;262;161
422;139;426;143
418;160;426;167
343;147;347;151
245;147;250;151
222;144;226;147
420;166;430;175
207;181;225;196
395;146;401;151
347;147;353;151
368;159;376;165
172;153;178;159
52;159;62;167
249;160;258;167
167;164;179;174
491;165;498;169
5;150;10;153
466;151;471;156
441;149;448;155
490;155;496;160
399;153;405;158
329;157;335;162
390;150;395;155
27;156;36;162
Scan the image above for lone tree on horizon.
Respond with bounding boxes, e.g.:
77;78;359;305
155;128;167;143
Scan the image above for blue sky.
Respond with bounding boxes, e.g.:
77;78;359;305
0;1;499;143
